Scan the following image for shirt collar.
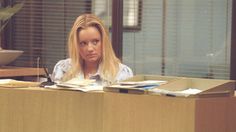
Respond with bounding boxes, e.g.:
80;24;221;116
76;67;103;85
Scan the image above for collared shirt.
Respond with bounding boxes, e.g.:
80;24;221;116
51;58;133;86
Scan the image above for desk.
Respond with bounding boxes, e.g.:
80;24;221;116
0;67;45;78
0;88;235;132
104;93;236;132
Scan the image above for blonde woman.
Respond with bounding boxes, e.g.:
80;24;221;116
51;14;133;85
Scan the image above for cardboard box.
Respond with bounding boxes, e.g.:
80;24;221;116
153;77;235;97
105;75;235;97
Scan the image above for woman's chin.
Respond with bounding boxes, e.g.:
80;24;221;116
86;58;99;63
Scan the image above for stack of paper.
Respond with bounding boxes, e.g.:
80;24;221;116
104;80;168;94
45;78;103;92
0;79;40;88
150;88;202;97
57;78;96;88
110;80;167;89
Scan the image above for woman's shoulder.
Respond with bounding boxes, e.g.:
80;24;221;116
54;58;72;71
55;58;71;66
52;58;71;82
116;63;134;81
119;63;133;73
56;58;71;64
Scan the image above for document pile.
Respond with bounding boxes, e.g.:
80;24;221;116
104;80;167;94
45;78;103;92
113;80;166;88
0;79;40;88
149;88;202;97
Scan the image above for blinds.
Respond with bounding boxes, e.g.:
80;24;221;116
93;0;142;31
123;0;163;75
122;0;232;79
11;0;92;72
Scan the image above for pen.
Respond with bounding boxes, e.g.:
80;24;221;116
165;93;176;97
39;67;55;87
43;67;53;82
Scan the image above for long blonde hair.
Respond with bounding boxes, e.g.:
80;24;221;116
63;14;120;82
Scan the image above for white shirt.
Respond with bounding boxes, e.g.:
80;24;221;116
51;58;133;85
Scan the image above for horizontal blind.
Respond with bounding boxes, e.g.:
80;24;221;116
93;0;141;31
168;0;231;79
123;0;231;79
123;0;142;31
123;0;164;75
11;0;92;72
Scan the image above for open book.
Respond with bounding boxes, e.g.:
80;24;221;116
45;78;103;92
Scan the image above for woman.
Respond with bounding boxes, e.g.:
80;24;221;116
51;14;133;85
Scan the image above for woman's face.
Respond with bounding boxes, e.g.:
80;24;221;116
78;26;102;65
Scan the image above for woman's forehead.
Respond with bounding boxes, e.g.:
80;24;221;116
78;27;101;40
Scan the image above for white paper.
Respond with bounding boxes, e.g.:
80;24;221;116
150;88;202;97
45;84;103;92
0;79;13;84
45;78;103;92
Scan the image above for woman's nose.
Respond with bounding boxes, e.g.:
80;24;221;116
87;42;94;51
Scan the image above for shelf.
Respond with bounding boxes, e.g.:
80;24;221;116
0;66;45;77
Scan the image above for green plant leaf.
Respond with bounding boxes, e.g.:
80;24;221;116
0;3;24;21
0;2;24;49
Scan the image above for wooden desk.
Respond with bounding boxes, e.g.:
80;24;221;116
0;88;235;132
0;88;103;132
104;93;236;132
0;67;45;78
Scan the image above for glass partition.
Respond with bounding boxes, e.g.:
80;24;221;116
123;0;232;79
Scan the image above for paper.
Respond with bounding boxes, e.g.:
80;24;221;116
150;88;202;97
45;78;103;92
119;80;167;86
63;78;96;86
0;79;40;88
45;84;103;92
104;80;168;94
0;79;12;84
109;80;167;89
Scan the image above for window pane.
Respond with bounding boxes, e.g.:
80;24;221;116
123;0;231;79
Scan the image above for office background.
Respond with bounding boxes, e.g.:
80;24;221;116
1;0;235;80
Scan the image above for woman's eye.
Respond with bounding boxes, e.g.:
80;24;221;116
80;41;87;46
92;40;99;45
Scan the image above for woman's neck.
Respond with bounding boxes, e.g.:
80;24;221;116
83;63;98;79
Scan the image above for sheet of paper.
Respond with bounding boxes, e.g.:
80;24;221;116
44;78;103;92
0;79;40;88
45;84;103;92
150;88;202;97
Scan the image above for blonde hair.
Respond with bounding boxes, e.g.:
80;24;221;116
63;14;120;82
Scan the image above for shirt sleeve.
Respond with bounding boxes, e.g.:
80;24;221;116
51;59;71;82
115;63;134;82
